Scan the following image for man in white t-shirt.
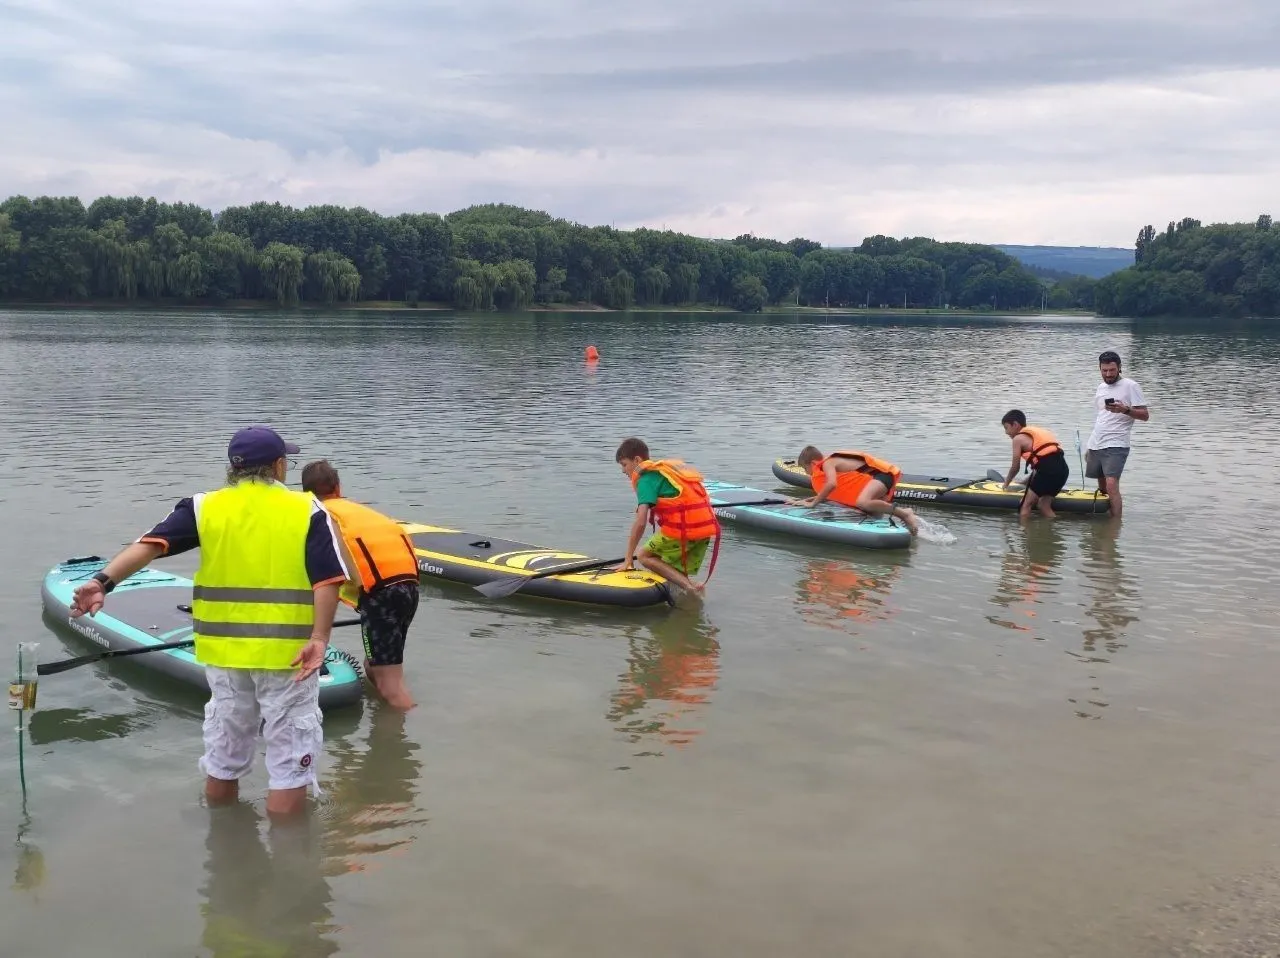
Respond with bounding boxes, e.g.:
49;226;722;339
1085;350;1149;518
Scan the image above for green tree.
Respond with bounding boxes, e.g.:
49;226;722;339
730;274;767;312
259;242;305;306
639;266;670;305
305;250;361;305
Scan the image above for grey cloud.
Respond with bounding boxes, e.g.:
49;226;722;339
1;0;1277;244
492;4;1280;99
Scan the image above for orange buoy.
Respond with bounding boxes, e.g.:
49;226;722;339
584;345;599;361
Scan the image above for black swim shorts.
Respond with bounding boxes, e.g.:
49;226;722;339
1026;451;1069;498
857;466;897;495
357;580;420;667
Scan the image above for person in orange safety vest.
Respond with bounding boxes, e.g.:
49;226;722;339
614;436;721;598
302;460;421;711
794;446;920;535
999;409;1070;520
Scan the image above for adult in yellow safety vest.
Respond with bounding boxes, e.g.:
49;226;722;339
70;426;349;819
301;459;421;712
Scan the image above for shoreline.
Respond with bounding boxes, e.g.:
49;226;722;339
0;299;1098;318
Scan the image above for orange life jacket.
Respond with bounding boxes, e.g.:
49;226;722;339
808;450;903;507
632;459;722;580
319;496;419;595
1017;426;1064;468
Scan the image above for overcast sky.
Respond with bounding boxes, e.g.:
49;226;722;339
1;0;1276;247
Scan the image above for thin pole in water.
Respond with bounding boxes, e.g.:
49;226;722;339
11;642;38;799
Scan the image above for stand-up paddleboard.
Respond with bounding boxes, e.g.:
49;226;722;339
704;480;913;550
771;459;1109;515
41;556;365;710
398;522;674;608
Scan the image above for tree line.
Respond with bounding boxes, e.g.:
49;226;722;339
0;194;1051;312
1093;214;1278;318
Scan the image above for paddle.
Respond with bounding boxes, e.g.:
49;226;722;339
986;469;1025;489
39;613;364;676
39;638;197;675
1075;429;1086;490
474;556;628;599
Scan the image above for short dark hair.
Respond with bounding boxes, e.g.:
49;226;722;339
615;437;650;461
797;445;824;469
301;459;341;497
1098;350;1122;367
1001;409;1026;427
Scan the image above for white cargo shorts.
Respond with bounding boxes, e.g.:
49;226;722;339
199;666;324;793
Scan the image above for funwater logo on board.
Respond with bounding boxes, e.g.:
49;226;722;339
67;616;110;648
417;558;445;576
893;489;933;501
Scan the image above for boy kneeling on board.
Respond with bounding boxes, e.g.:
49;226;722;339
614;437;721;597
794;446;920;535
302;460;421;711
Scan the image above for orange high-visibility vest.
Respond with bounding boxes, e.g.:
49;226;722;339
631;458;722;579
1017;426;1064;468
808;450;902;507
319;496;418;594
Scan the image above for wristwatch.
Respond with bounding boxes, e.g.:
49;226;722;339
91;571;116;594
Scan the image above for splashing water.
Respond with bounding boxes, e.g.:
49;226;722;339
914;516;958;544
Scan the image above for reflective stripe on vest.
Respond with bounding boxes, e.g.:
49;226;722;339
191;481;318;670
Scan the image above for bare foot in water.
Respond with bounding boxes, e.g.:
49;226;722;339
896;507;921;535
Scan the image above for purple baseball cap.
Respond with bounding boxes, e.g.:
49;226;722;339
227;426;300;467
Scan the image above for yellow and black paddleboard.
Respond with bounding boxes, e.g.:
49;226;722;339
397;522;674;608
770;459;1110;515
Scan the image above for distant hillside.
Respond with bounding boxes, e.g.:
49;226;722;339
994;245;1133;279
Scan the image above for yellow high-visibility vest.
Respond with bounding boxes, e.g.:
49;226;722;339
191;480;317;669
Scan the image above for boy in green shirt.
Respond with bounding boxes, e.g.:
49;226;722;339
613;436;719;596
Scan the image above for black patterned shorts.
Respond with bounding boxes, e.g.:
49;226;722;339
358;580;420;666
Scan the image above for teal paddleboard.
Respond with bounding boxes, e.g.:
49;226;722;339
705;480;913;550
40;556;364;710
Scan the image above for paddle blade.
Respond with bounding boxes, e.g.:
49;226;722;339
473;575;530;599
986;469;1004;482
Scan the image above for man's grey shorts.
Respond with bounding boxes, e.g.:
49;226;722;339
1085;446;1130;479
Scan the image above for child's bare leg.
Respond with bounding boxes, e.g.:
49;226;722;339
637;550;704;594
856;482;919;534
1037;496;1057;519
1019;489;1039;520
367;664;416;711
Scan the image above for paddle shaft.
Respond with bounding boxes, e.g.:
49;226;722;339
38;637;195;675
474;556;629;598
39;614;364;675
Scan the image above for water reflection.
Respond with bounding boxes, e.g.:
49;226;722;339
320;705;427;875
1078;520;1140;660
985;521;1068;637
11;807;45;896
198;803;337;958
793;557;901;634
26;706;152;745
608;606;721;755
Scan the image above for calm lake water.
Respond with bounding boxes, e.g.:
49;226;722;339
2;308;1279;957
